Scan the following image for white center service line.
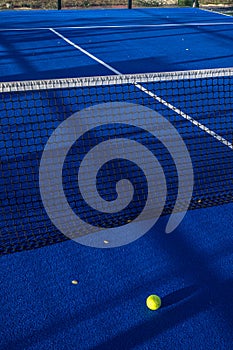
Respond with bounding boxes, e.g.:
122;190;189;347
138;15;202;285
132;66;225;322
49;28;121;75
49;27;233;150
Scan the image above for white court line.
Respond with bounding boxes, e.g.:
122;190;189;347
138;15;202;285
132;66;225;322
49;28;121;75
201;8;233;19
135;83;233;149
0;21;233;31
0;27;49;31
49;27;233;150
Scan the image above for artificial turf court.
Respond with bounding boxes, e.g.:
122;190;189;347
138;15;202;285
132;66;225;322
0;7;233;350
0;8;233;81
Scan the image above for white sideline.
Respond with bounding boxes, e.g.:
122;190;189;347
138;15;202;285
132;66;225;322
200;8;233;19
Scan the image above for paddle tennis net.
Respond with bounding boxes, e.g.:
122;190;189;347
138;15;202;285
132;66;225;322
1;67;233;254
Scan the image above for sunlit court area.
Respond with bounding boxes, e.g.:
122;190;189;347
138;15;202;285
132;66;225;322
0;1;233;349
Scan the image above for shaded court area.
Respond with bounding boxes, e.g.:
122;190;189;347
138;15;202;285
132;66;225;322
1;204;233;349
0;8;233;81
0;7;233;350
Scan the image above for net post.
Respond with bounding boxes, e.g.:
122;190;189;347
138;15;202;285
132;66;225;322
128;0;132;9
58;0;62;10
192;0;199;7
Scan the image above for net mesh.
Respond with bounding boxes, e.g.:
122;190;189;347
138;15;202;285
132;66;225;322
1;68;233;254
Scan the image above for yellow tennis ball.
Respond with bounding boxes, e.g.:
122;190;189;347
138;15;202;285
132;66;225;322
146;294;161;310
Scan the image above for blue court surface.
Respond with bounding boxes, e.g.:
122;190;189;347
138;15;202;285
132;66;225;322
1;7;233;350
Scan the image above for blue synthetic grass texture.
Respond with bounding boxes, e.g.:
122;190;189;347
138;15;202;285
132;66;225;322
0;204;233;349
0;8;233;82
0;7;233;350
